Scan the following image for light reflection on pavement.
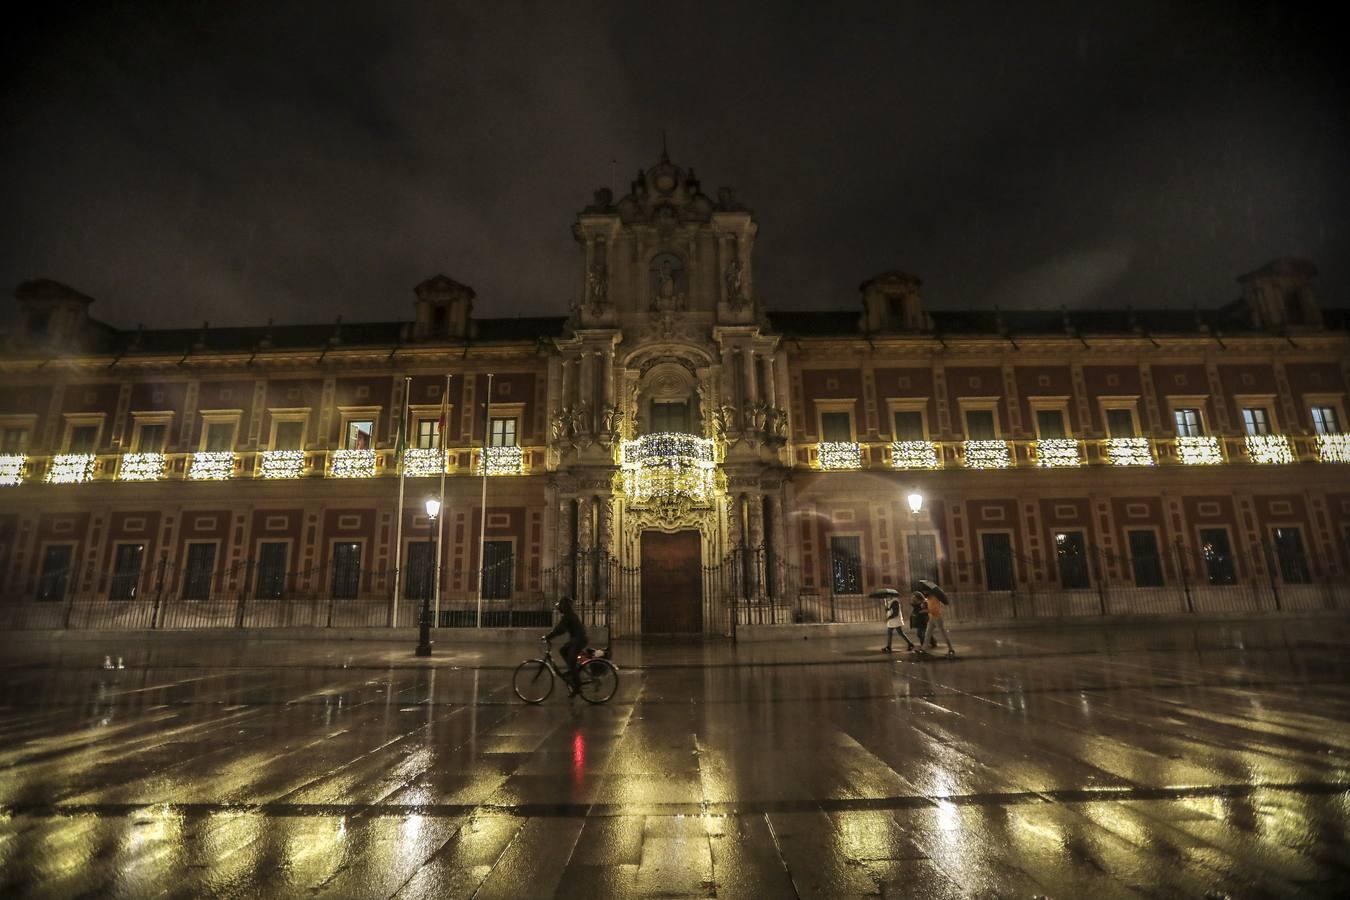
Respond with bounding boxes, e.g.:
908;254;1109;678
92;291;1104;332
0;618;1348;897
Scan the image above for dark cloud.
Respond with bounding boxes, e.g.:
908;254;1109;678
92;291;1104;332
2;1;1346;328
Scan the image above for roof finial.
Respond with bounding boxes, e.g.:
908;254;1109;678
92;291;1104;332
661;129;669;162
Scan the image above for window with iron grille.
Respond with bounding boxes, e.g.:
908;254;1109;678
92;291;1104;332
255;542;288;600
1054;531;1090;589
182;543;216;600
109;544;145;600
36;545;72;602
1126;530;1164;587
1198;528;1237;585
829;535;863;595
481;540;514;599
405;541;435;600
331;542;361;599
981;533;1015;590
906;534;938;589
1272;527;1311;584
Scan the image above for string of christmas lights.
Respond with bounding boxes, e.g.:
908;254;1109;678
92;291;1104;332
962;440;1011;469
1103;437;1154;466
817;441;863;470
403;448;447;477
119;453;166;481
889;440;940;469
45;454;96;484
189;451;235;480
478;445;524;476
1244;434;1293;465
1034;439;1082;467
1176;436;1223;465
330;449;377;478
620;433;716;503
1316;434;1350;463
0;454;25;486
259;450;305;479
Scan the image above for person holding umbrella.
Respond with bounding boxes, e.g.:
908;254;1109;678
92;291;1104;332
915;579;955;657
871;587;915;653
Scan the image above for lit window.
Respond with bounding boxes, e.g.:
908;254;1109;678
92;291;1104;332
1173;408;1203;437
490;417;518;448
1311;405;1342;435
135;423;167;453
829;535;863;595
203;421;235;452
1;427;28;453
1241;408;1271;436
416;419;441;449
345;419;374;451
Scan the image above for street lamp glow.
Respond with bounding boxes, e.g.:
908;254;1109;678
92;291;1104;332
424;496;442;519
907;491;924;514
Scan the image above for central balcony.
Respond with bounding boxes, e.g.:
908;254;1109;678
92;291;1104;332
620;433;718;506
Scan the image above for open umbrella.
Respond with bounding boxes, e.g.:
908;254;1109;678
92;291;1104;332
916;579;948;604
868;588;900;599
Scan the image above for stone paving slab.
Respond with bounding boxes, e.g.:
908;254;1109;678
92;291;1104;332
1;618;1349;897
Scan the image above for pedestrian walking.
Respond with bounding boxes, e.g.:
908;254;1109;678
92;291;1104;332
915;580;955;657
909;591;929;647
871;588;914;652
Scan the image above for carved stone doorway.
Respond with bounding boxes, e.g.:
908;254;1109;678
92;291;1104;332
640;530;703;634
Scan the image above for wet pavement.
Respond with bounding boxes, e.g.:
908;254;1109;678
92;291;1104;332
1;619;1349;898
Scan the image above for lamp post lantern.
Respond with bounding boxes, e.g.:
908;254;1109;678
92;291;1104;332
416;495;442;657
906;490;924;588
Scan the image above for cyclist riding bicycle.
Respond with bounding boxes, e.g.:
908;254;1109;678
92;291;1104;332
543;595;588;695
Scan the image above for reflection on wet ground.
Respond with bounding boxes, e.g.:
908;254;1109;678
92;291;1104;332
1;618;1348;897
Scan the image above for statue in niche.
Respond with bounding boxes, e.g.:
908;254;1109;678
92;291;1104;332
586;260;608;312
724;257;745;308
648;252;685;311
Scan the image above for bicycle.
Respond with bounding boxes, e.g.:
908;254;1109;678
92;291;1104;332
512;638;619;704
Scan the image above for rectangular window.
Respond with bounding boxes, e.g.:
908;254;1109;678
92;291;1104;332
892;410;925;441
255;542;288;600
906;533;938;588
829;535;863;595
980;533;1015;590
1241;408;1272;436
1054;531;1090;589
1173;408;1203;437
273;420;304;451
1126;530;1164;587
36;545;73;602
182;543;217;600
68;425;99;453
964;409;996;440
345;420;374;451
109;543;145;600
135;423;167;452
489;417;518;447
1311;405;1342;435
649;402;690;434
1272;527;1311;584
415;419;441;449
1105;408;1137;438
1198;528;1237;585
481;540;514;600
2;427;30;452
331;542;361;599
405;541;435;600
1035;409;1067;439
204;421;235;452
820;411;852;442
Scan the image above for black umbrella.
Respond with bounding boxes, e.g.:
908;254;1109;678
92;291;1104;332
868;588;900;599
916;579;949;603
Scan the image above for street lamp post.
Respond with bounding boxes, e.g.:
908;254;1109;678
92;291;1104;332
906;490;924;587
416;496;442;657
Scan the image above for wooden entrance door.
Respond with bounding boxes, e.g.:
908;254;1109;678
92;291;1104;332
640;530;702;633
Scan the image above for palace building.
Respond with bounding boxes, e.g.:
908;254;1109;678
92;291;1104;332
2;152;1348;635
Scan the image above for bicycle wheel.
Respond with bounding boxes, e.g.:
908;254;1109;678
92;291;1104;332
577;658;618;704
512;659;554;704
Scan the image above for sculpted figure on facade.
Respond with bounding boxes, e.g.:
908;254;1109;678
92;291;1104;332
724;257;745;309
586;260;609;313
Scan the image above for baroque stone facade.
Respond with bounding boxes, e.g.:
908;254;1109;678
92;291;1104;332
1;154;1348;634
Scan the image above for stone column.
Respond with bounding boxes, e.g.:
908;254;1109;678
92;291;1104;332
747;493;767;598
721;345;736;408
603;345;615;410
576;494;595;604
579;351;594;432
743;345;758;408
559;355;573;411
558;497;576;596
762;352;777;408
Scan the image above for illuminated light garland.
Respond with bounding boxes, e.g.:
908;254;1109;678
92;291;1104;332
889;440;940;470
1176;436;1223;465
45;454;96;484
188;451;235;480
330;449;377;478
0;454;26;486
1034;439;1082;468
817;441;863;470
402;448;446;477
119;453;166;481
1244;434;1294;465
962;439;1011;469
620;433;716;504
1103;437;1154;466
1315;433;1350;463
259;450;305;479
478;445;524;476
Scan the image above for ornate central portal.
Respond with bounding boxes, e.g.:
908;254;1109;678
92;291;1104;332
640;530;702;633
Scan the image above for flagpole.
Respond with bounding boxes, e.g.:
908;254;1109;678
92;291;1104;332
390;376;411;628
477;373;493;629
432;374;449;630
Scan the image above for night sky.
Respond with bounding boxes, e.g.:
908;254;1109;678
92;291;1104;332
3;2;1346;329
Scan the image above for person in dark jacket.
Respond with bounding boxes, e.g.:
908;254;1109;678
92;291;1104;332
544;596;588;694
882;591;915;652
909;591;930;648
